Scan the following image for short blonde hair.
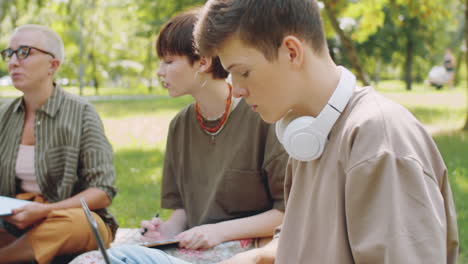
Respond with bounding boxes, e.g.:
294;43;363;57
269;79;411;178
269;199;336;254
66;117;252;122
14;24;65;63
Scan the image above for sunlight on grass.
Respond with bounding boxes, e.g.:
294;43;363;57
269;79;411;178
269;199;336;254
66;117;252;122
109;148;173;227
103;116;173;151
94;96;193;119
374;79;467;94
454;170;468;193
98;96;193;226
406;106;465;126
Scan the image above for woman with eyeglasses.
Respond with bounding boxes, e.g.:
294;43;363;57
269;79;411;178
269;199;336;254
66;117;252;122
0;24;118;264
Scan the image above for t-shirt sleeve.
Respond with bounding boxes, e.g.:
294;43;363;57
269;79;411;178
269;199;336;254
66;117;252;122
345;152;452;264
161;120;184;210
262;125;288;211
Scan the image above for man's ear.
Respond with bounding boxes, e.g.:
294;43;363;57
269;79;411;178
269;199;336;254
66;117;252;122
280;36;304;68
197;56;213;73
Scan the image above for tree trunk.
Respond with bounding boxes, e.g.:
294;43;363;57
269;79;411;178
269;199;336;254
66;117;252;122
374;59;382;86
146;38;154;93
464;0;468;130
90;52;99;95
323;4;370;86
404;34;414;91
10;2;18;29
78;10;85;96
0;1;9;26
453;50;464;87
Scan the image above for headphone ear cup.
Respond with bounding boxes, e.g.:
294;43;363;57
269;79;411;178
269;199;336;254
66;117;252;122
275;111;298;145
283;116;326;161
275;118;287;145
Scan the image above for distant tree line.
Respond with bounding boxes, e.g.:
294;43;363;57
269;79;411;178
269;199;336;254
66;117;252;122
0;0;467;129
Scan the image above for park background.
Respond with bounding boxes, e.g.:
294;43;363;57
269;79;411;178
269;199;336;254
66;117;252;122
0;0;467;262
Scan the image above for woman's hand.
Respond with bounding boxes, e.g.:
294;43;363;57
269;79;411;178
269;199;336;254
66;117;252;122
4;202;51;229
140;217;171;241
140;209;187;242
175;224;224;249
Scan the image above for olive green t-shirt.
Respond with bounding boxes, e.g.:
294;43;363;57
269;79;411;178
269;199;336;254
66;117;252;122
162;99;287;228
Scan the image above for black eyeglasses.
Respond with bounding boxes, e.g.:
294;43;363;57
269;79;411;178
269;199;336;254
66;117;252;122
0;45;55;62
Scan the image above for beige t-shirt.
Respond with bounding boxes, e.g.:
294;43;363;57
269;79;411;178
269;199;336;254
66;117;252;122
162;99;287;228
15;144;41;194
276;86;459;264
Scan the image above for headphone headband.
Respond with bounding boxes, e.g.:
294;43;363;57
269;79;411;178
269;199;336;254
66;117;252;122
328;66;356;113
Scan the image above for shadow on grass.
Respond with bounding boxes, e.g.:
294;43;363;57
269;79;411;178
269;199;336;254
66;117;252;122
94;95;194;119
407;106;465;125
433;131;468;263
109;147;172;227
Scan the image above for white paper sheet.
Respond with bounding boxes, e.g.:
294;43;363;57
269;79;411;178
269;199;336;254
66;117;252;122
0;196;33;216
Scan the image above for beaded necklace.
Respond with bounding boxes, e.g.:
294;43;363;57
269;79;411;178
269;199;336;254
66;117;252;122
195;84;233;144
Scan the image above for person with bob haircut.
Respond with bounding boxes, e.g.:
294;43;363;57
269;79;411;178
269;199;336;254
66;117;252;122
0;24;118;264
191;0;460;263
70;7;287;264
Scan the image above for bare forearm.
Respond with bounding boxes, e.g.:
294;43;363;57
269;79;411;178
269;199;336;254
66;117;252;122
215;209;283;242
5;188;111;229
46;188;111;212
164;209;188;236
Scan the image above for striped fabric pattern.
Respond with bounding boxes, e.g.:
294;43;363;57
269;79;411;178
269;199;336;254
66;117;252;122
0;86;118;234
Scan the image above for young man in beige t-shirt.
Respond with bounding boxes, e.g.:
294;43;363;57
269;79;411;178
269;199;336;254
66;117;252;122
194;0;460;263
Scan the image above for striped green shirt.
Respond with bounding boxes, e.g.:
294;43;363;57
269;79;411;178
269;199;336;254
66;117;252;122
0;86;118;235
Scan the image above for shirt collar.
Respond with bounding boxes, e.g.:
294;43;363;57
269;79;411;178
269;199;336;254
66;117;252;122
12;97;24;113
13;85;64;117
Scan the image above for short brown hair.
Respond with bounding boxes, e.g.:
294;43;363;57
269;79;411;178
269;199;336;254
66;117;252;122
194;0;326;61
156;7;228;79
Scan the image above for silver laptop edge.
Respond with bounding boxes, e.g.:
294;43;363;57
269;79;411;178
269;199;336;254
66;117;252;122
80;198;111;264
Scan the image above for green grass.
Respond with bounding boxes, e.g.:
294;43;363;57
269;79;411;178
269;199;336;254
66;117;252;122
95;95;193;119
111;148;173;226
434;132;468;263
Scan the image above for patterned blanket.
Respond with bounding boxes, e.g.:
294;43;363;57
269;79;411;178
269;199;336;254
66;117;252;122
69;228;256;264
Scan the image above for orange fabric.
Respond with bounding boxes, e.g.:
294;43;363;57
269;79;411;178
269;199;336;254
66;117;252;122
16;193;112;264
16;192;47;203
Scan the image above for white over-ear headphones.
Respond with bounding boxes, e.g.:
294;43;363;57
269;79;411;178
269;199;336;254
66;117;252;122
275;66;356;161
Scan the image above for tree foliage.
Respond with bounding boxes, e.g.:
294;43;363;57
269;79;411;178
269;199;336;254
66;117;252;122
0;0;464;97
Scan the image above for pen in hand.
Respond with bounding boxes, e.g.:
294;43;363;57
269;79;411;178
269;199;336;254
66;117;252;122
141;212;159;235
